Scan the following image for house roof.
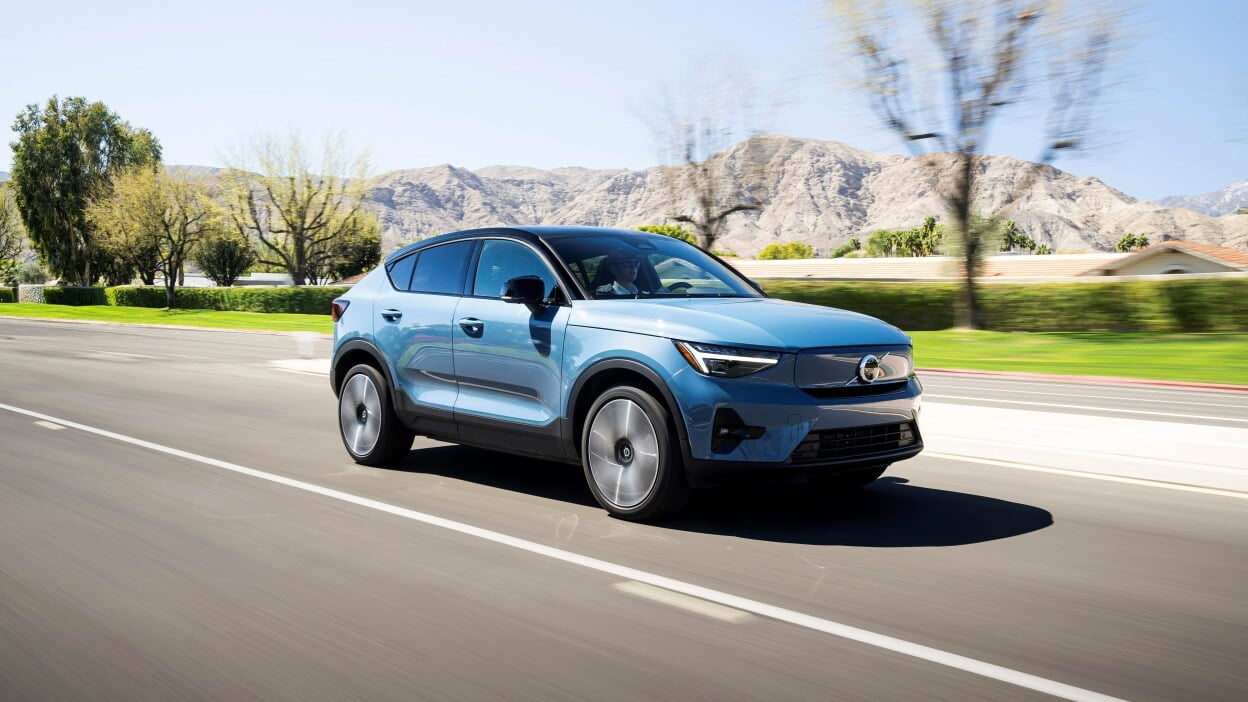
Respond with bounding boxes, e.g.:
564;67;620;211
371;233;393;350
1080;240;1248;275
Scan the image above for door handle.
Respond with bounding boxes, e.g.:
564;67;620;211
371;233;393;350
380;308;403;322
458;317;484;337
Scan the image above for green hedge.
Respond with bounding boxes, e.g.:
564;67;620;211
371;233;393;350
762;278;1248;332
0;287;15;303
42;286;109;306
106;286;350;315
761;281;958;330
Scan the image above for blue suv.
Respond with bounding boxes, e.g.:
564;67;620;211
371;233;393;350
331;226;922;520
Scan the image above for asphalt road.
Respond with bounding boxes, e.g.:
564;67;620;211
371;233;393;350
1;319;1245;701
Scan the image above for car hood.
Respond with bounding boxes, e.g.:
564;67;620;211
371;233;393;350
569;298;910;351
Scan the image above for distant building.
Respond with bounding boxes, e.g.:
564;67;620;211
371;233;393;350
1080;240;1248;276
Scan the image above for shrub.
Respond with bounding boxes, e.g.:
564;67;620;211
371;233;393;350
0;286;15;303
760;278;1248;332
43;286;108;306
106;286;351;315
758;242;815;260
15;262;47;284
636;224;696;244
195;234;256;287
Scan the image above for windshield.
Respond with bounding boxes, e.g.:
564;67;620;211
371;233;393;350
545;233;763;300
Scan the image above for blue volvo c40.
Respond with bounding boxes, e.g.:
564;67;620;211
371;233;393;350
331;226;922;520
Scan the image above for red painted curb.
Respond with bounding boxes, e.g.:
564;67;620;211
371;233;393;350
916;367;1248;393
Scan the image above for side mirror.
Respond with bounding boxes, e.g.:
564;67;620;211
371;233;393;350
501;275;545;306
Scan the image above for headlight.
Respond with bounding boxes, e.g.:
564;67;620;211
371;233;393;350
674;341;781;378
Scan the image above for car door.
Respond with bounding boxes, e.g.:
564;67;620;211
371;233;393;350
452;238;571;443
373;240;475;432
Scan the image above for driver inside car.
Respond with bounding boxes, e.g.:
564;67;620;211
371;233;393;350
595;252;656;295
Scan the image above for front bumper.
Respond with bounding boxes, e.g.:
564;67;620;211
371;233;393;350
669;367;924;486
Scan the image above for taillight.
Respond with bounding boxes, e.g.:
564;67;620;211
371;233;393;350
331;298;350;322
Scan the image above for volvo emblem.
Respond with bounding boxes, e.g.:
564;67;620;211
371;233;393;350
857;354;884;384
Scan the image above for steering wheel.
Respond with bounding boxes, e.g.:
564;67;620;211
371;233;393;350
667;281;693;293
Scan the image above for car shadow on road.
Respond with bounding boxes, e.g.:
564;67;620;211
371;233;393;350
668;476;1054;546
391;446;1053;547
391;445;600;508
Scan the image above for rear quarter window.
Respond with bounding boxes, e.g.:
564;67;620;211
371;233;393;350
410;241;474;295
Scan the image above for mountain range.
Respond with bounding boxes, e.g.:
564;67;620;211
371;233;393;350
1155;180;1248;217
3;138;1245;255
362;136;1248;256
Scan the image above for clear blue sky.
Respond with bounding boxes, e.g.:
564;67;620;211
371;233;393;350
1;0;1243;200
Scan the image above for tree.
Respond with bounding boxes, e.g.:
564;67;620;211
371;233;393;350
87;166;215;308
830;237;862;258
828;1;1121;327
9;96;161;285
0;183;26;285
1116;232;1149;252
1035;244;1053;255
221;133;377;286
650;65;774;251
758;242;815;260
636;223;696;244
306;223;382;284
195;232;256;287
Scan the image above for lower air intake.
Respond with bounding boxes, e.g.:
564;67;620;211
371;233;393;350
789;422;917;463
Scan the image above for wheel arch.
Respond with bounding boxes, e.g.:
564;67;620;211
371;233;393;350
564;359;688;460
332;339;394;397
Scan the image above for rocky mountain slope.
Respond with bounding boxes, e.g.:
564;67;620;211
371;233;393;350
1156;180;1248;217
361;136;1248;255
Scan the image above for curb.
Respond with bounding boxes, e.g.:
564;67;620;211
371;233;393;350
916;367;1248;394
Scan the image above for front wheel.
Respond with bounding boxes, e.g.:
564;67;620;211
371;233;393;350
582;385;690;521
338;364;414;466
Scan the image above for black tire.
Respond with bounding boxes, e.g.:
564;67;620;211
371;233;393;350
581;384;690;521
810;464;889;492
337;363;414;466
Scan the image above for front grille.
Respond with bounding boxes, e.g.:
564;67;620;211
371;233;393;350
789;422;918;463
801;380;909;399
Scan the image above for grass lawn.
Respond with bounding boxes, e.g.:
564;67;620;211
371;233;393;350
910;330;1248;386
2;304;1244;385
0;303;332;334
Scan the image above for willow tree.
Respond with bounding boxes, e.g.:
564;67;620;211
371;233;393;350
9;96;161;285
222;133;378;286
827;0;1121;327
88;166;215;307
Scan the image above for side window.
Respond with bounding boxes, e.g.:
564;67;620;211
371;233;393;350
472;240;559;300
386;253;417;290
410;241;473;295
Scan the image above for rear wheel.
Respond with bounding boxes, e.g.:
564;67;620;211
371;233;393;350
582;385;690;521
810;464;889;492
338;364;414;466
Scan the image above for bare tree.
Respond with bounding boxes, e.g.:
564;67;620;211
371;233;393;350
650;65;777;252
221;133;379;286
828;0;1121;327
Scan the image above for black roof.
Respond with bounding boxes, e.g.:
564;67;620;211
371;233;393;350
385;225;661;262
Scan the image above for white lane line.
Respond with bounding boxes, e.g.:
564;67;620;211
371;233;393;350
924;452;1248;500
613;581;754;623
0;401;1124;702
34;420;64;431
924;394;1247;423
922;378;1247;398
931;436;1248;473
938;419;1248;449
921;384;1248;409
